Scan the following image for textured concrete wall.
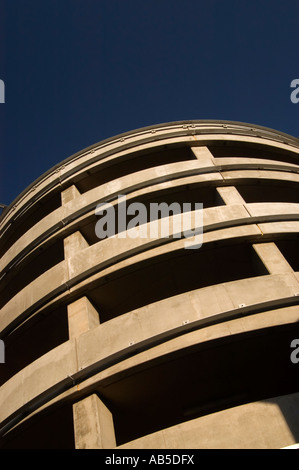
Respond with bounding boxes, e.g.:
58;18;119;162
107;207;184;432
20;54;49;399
1;121;299;448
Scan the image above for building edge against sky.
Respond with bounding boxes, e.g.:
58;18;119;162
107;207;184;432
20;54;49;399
0;120;299;448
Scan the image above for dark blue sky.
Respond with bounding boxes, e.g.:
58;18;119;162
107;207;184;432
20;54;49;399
0;0;298;206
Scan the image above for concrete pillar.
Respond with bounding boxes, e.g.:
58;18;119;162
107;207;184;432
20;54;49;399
61;184;114;449
67;296;100;339
69;298;109;448
216;186;246;205
73;394;116;449
64;231;105;448
63;230;89;260
62;184;88;259
191;146;215;161
62;184;87;264
252;242;294;275
62;190;99;334
61;184;81;205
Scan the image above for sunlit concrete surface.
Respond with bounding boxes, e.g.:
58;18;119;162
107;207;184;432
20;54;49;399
0;120;299;448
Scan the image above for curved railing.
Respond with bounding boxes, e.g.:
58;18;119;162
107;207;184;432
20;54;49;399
1;120;299;448
1;120;298;231
1;277;298;437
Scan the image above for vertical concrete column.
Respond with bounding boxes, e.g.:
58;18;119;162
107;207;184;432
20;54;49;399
70;297;115;449
252;242;294;275
191;146;215;161
63;227;96;335
63;230;89;260
61;183;89;268
67;296;100;339
61;184;114;448
61;184;81;205
73;394;116;449
62;186;97;334
216;186;246;205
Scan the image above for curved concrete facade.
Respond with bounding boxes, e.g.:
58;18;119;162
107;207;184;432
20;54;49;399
1;120;299;448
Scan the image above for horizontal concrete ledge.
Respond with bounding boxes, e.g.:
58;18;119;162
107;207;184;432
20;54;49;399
2;197;299;282
1;162;299;277
1;123;298;235
1;295;299;438
65;208;299;286
2;214;299;336
0;374;76;438
1;155;299;245
74;295;299;380
118;391;299;449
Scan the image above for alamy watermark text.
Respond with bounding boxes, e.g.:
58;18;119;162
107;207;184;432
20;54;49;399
290;339;299;364
0;79;4;103
95;195;203;249
290;79;299;104
0;340;4;363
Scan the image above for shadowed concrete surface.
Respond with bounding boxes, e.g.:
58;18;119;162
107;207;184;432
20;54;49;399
1;120;299;448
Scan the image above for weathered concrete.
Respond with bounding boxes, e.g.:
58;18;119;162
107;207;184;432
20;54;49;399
1;301;298;438
0;339;78;425
63;231;89;261
73;394;116;449
1;120;299;449
67;297;100;339
216;186;246;205
61;184;81;205
119;392;299;449
2;168;299;275
253;242;294;275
